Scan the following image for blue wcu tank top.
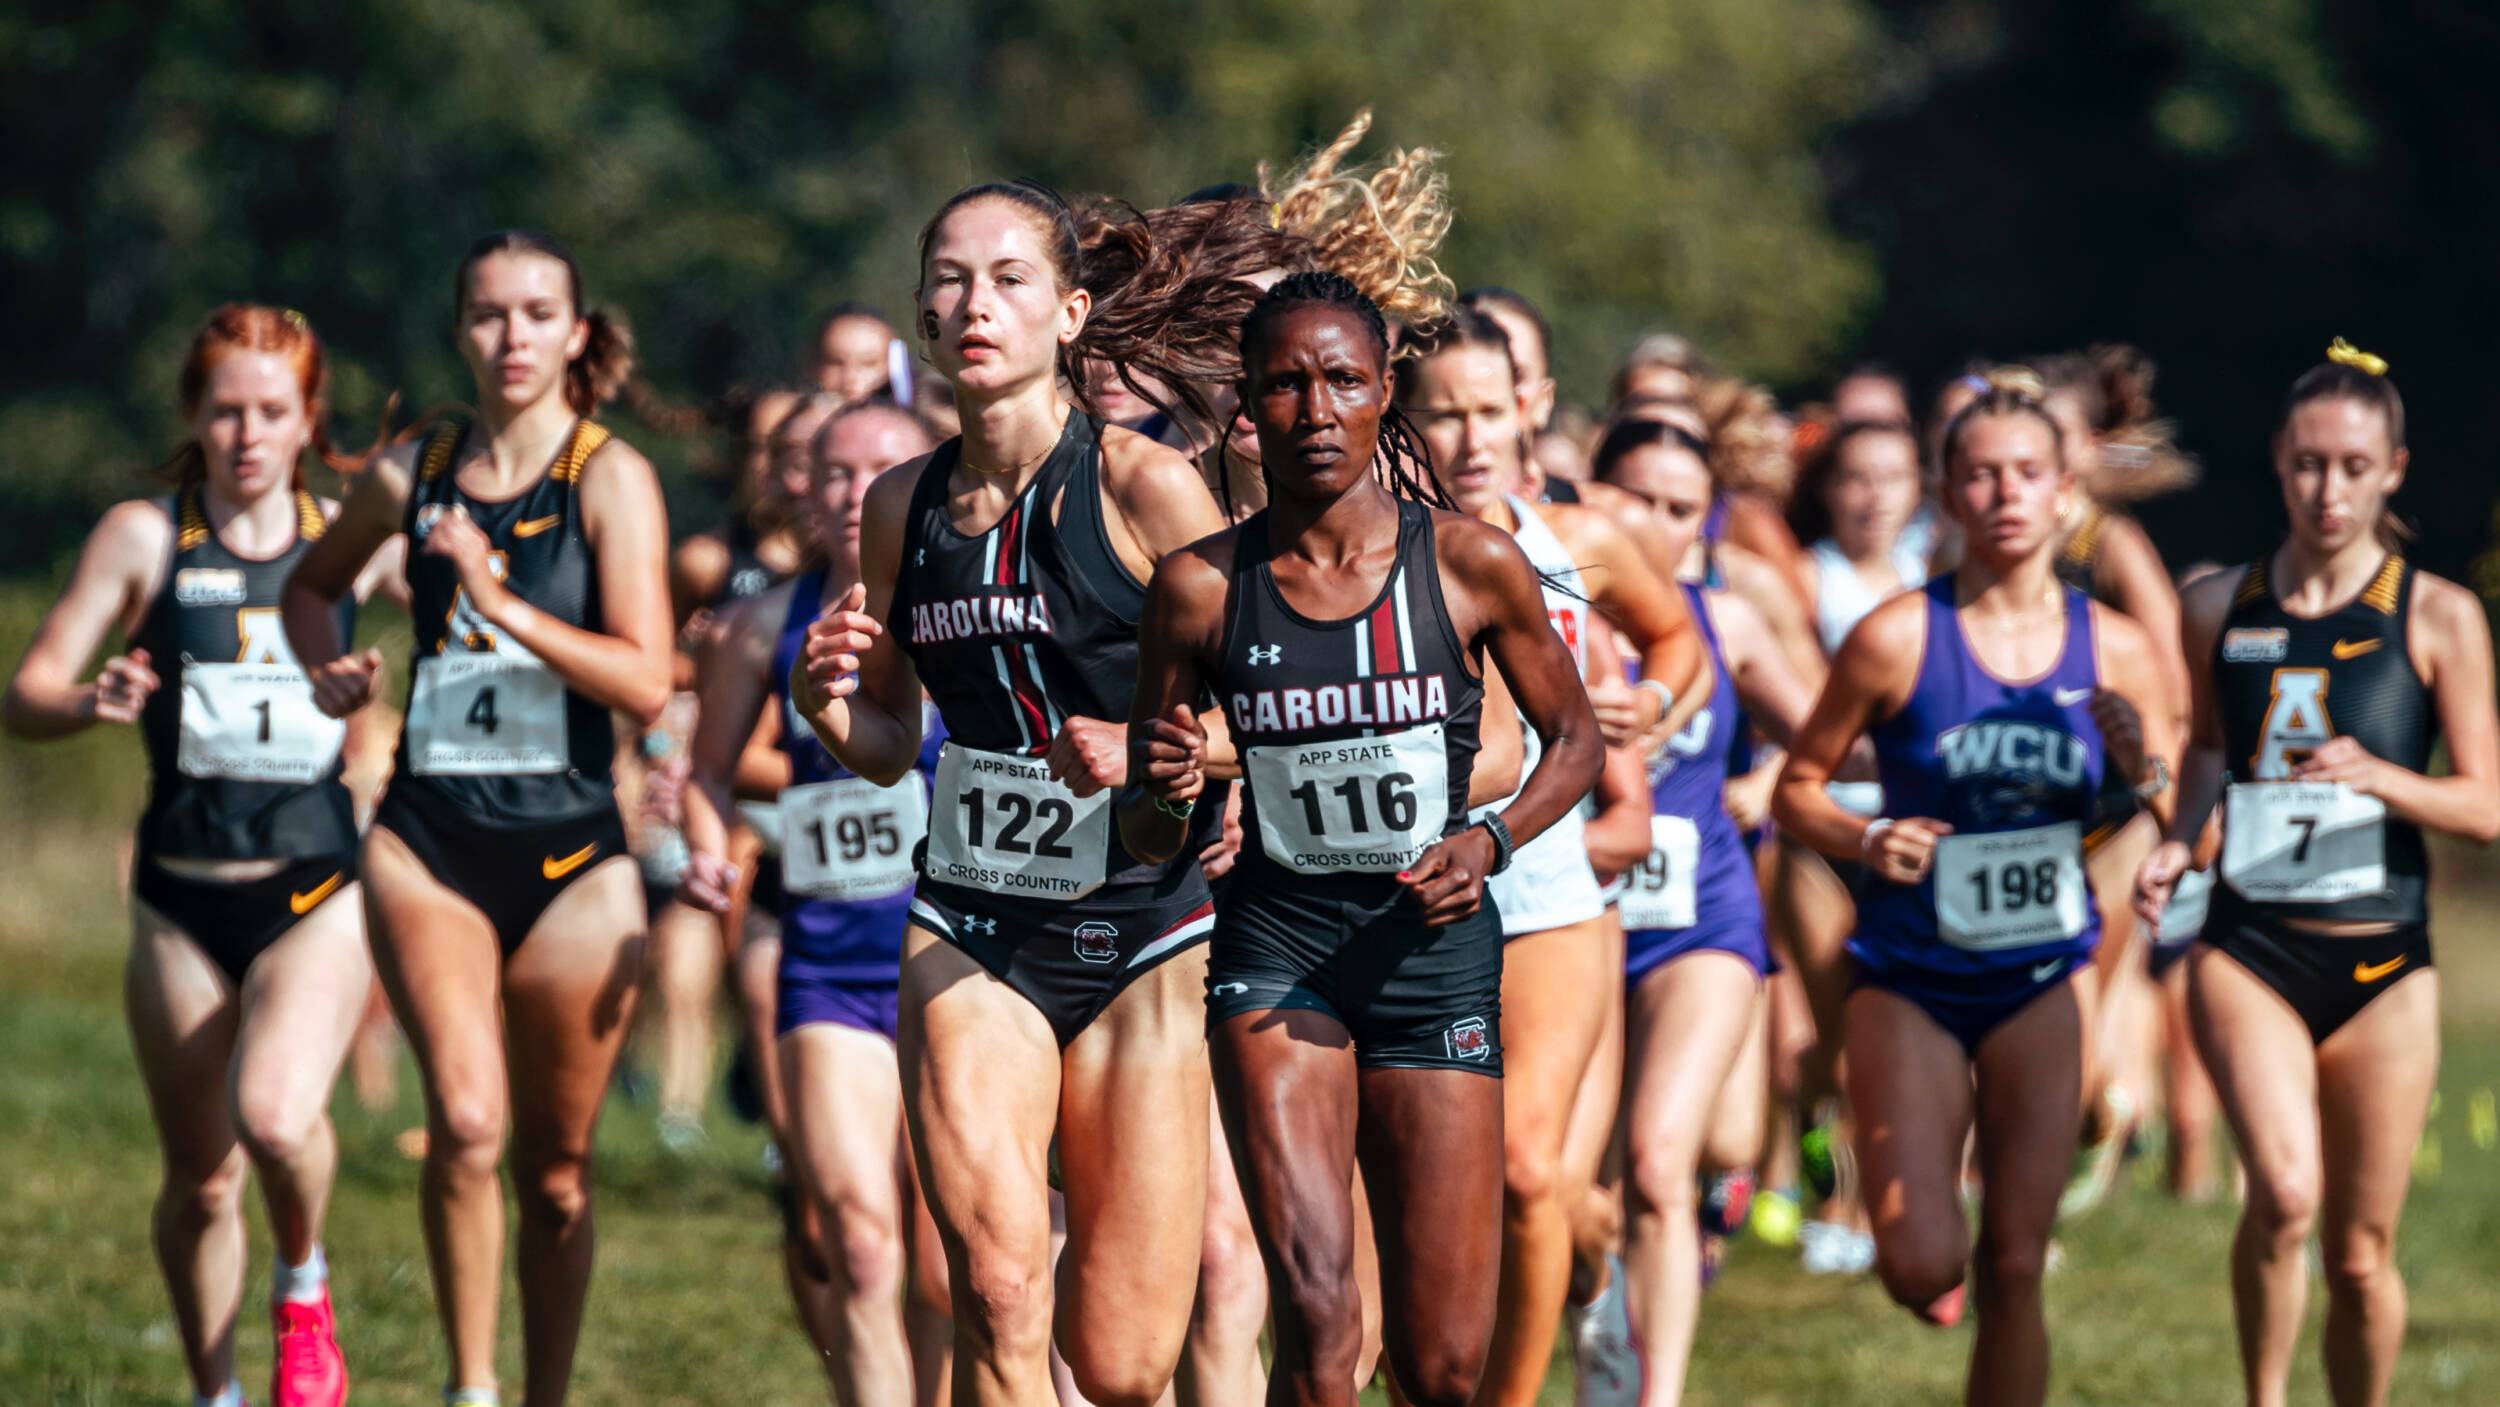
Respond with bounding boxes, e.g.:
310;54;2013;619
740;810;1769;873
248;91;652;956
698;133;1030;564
770;570;947;981
1852;575;2107;975
1621;585;1761;937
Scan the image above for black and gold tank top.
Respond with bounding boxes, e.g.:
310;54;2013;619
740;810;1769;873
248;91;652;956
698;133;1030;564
133;487;358;861
397;418;617;826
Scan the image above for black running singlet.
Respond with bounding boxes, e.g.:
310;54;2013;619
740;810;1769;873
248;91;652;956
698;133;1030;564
711;514;786;609
888;413;1206;901
133;487;358;861
398;418;618;825
2212;554;2433;925
1215;497;1484;884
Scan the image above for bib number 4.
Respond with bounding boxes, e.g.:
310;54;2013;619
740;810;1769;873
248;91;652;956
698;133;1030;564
406;654;568;775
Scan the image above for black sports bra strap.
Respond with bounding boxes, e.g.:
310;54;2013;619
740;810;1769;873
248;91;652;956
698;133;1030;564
1055;416;1147;624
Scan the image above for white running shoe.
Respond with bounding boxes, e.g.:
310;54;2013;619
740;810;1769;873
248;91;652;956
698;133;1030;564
1799;1220;1876;1275
1568;1255;1642;1407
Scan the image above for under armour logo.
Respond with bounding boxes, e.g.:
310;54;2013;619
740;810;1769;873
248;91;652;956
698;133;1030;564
1212;981;1250;997
1247;644;1283;666
962;915;997;935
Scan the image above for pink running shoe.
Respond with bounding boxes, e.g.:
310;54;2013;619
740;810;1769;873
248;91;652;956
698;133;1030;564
272;1292;347;1407
1920;1284;1967;1329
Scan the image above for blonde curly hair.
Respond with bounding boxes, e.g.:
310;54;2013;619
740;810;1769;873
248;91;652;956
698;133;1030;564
1260;109;1455;330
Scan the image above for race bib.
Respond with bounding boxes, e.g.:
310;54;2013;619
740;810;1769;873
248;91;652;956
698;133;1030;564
2221;781;2386;903
1616;814;1701;931
176;662;344;784
924;744;1111;900
1246;724;1451;875
781;776;926;901
2158;865;2214;943
405;655;568;775
1933;821;2088;950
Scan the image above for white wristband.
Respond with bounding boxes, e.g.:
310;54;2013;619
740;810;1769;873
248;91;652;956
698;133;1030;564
1859;818;1894;864
1636;677;1676;727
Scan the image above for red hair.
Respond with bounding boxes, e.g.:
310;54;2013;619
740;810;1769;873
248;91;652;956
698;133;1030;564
167;303;359;491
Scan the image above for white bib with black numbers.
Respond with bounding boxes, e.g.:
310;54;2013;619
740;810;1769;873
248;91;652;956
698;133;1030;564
780;776;926;901
176;662;345;784
1933;821;2089;950
923;744;1110;901
405;654;569;775
2221;781;2386;903
1246;723;1451;875
1616;814;1701;931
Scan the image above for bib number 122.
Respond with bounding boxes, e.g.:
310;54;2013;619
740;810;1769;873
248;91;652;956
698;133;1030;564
958;787;1076;857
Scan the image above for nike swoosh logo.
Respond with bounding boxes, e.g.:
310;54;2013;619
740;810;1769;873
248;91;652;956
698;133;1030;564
512;514;564;538
288;872;345;914
2331;638;2382;660
2052;687;2094;707
2353;955;2407;983
2031;959;2065;983
542;844;598;879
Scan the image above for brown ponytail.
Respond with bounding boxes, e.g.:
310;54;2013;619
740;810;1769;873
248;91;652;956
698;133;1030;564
2038;342;2198;503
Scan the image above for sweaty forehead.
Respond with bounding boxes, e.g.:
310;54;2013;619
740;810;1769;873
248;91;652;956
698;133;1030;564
200;349;302;401
465;249;572;303
822;411;932;468
931;199;1058;268
1251;304;1375;363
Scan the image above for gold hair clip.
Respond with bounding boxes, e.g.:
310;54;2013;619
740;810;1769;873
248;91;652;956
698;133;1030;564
282;308;309;329
2327;337;2387;376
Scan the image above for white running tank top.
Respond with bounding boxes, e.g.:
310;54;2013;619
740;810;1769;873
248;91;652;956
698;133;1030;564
1810;535;1929;657
1481;496;1605;935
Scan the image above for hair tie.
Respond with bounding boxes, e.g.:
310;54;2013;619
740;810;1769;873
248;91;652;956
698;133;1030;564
1956;373;1991;395
282;308;309;330
2327;337;2388;376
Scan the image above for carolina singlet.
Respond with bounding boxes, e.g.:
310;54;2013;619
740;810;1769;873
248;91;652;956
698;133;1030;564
2210;554;2431;926
887;413;1214;903
134;487;357;861
399;418;617;824
1217;497;1484;886
770;568;946;972
1854;576;2107;974
1480;494;1603;933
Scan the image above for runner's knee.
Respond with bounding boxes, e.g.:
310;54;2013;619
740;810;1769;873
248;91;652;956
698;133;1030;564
1874;1225;1968;1311
2322;1223;2396;1301
1194;1210;1269;1336
430;1090;508;1178
2246;1163;2321;1247
952;1239;1051;1361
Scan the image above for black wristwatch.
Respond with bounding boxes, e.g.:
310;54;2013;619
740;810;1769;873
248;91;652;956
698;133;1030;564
1477;814;1517;875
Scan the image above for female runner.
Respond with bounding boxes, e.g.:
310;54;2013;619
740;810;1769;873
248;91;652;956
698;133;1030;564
788;182;1254;1407
2135;344;2497;1407
1774;377;2175;1405
682;400;951;1406
284;230;674;1407
1396;308;1704;1407
2035;347;2198;1209
6;305;402;1407
1597;418;1822;1405
1120;271;1604;1407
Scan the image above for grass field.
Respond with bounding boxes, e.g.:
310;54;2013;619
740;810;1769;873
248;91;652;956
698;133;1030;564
2;558;2497;1407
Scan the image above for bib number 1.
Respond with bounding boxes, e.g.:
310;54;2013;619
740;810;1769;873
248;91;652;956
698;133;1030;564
176;662;345;783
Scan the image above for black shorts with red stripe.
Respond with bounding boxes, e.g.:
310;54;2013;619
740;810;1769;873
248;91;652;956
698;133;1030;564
908;877;1215;1048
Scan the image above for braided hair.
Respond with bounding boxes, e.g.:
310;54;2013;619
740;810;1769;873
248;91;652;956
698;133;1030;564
1237;272;1452;514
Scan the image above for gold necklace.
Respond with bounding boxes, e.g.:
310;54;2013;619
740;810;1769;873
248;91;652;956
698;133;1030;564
959;412;1069;477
